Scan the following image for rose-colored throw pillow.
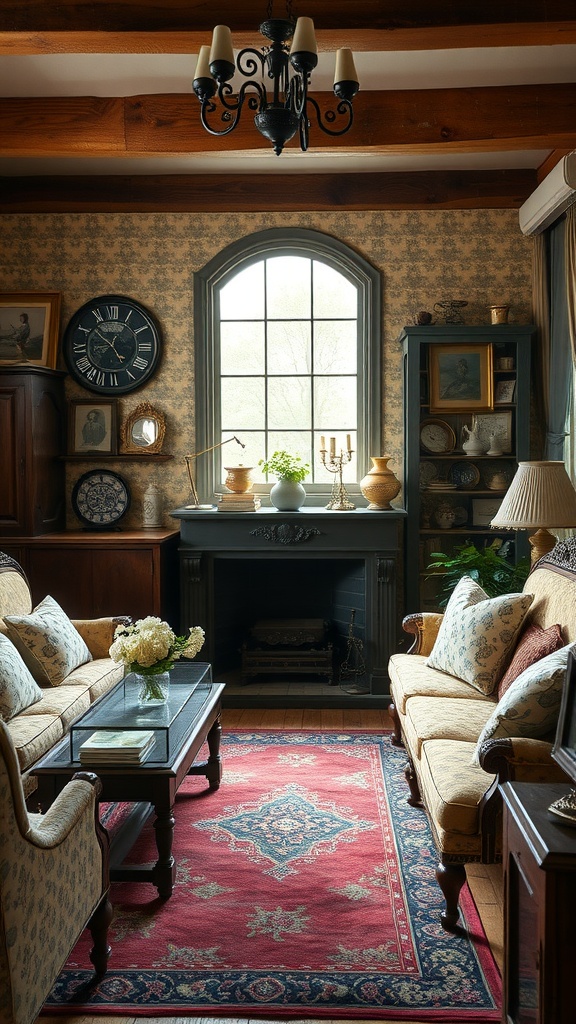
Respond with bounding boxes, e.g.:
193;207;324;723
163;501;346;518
497;622;564;701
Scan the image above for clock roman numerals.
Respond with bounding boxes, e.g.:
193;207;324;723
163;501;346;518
65;296;161;394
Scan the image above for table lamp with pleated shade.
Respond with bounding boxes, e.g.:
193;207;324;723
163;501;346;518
490;461;576;563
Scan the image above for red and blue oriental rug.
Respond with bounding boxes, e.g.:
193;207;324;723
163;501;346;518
44;731;501;1021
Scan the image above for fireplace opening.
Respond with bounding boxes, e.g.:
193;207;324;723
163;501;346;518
213;557;366;682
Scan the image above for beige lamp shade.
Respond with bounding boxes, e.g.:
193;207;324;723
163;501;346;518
491;461;576;563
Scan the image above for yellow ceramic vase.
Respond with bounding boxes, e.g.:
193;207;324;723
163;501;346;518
360;456;401;510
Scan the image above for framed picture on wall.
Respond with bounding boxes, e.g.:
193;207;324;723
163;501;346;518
474;410;513;452
0;292;61;368
69;399;117;455
472;498;503;527
429;343;494;413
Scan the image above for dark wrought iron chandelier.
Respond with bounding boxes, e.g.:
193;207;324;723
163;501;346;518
192;2;360;156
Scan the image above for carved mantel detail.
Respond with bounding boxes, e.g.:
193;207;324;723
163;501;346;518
250;524;322;545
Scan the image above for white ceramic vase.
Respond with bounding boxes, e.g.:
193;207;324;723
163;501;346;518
270;479;306;511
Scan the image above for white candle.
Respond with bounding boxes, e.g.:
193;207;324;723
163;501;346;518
329;437;336;457
194;45;212;80
290;17;317;55
320;435;326;450
334;48;358;85
210;25;234;65
346;434;352;451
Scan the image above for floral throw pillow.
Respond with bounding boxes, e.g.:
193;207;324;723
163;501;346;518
0;633;43;720
497;622;564;701
426;575;533;695
4;594;92;687
472;642;575;766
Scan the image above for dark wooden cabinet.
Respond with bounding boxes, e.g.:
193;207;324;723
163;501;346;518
0;530;180;623
400;325;534;614
0;367;66;536
501;782;576;1024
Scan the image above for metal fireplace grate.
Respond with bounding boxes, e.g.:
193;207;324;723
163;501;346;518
241;618;335;685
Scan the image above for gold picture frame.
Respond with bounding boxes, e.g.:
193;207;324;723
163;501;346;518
0;292;61;368
429;343;493;414
69;399;117;455
120;402;166;454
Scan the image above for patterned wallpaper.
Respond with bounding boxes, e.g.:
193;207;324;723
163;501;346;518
0;210;533;529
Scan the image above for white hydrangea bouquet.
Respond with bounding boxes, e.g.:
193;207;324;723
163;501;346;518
109;617;205;701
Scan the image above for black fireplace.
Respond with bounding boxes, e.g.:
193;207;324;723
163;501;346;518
173;507;405;695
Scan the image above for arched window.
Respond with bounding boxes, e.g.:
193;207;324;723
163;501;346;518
194;228;381;504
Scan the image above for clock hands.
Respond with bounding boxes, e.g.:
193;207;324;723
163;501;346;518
94;328;126;362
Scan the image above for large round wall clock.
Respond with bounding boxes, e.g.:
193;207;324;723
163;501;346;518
72;470;131;529
63;295;162;395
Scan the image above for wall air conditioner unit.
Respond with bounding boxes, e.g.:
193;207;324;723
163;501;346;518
519;152;576;235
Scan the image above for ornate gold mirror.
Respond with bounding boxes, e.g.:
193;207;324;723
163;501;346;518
120;403;166;454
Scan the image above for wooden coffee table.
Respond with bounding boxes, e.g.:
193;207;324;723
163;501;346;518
33;661;224;899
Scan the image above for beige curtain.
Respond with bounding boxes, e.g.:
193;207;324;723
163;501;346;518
531;232;550;430
566;205;576;363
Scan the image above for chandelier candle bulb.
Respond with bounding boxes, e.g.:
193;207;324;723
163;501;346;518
194;45;212;81
209;25;235;71
290;16;317;55
334;48;358;85
346;434;352;451
320;435;326;450
330;437;336;457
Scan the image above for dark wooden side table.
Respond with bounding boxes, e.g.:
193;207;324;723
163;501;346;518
500;782;576;1024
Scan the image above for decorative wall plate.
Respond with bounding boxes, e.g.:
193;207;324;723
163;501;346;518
420;418;456;453
419;461;438;489
71;469;131;529
449;461;480;489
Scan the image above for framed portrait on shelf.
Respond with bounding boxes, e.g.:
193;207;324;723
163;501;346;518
472;498;502;527
69;399;117;455
429;343;493;414
0;292;61;368
474;410;513;452
495;379;516;404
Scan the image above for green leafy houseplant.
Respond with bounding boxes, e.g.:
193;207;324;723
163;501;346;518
426;539;530;607
259;450;310;483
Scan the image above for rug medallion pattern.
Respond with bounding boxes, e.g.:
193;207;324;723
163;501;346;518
45;732;501;1021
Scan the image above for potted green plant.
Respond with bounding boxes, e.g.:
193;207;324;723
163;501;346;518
426;538;530;608
259;450;310;511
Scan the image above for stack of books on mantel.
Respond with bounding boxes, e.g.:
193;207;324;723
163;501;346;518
215;491;261;512
79;729;155;765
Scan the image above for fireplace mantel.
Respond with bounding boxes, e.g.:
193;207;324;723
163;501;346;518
172;506;405;695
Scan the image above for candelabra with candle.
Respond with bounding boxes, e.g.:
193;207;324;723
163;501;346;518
320;435;355;511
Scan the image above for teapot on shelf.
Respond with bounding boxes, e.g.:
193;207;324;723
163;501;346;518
461;417;486;456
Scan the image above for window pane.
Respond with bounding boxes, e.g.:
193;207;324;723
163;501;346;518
267;255;311;318
221;322;264;373
314;376;357;429
220;263;264;320
313;260;357;318
267;377;311;429
268;322;311;374
221;377;265;429
258;432;312;482
314;321;357;373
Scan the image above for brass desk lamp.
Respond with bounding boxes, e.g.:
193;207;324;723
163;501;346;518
185;435;245;509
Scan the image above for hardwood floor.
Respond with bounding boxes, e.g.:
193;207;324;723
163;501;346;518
41;706;503;1024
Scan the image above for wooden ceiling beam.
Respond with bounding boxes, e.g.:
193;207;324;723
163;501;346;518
2;1;575;33
3;23;576;56
1;84;575;158
0;169;538;213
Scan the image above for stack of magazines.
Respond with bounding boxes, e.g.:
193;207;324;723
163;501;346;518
79;729;155;765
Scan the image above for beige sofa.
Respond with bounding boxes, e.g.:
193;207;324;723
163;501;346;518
0;550;126;799
388;539;575;929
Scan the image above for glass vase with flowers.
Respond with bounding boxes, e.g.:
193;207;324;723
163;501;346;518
109;616;205;705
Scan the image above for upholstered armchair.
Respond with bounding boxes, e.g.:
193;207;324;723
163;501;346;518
0;720;112;1024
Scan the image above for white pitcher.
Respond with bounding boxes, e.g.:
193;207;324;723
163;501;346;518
461;419;485;456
